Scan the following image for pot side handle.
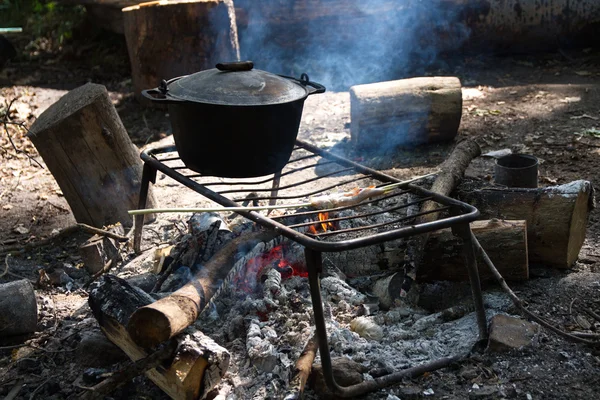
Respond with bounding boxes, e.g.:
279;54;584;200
141;77;187;104
300;73;326;95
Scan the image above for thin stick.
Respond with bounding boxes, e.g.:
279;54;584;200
284;333;320;400
79;341;177;400
128;171;439;216
0;223;129;255
471;232;599;346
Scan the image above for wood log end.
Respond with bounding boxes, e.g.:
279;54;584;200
29;83;108;138
128;295;202;348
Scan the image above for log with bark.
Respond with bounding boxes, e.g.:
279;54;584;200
89;275;229;400
28;83;156;228
417;219;528;282
122;0;240;105
0;279;38;337
457;179;594;268
127;229;278;348
374;139;481;307
350;77;462;149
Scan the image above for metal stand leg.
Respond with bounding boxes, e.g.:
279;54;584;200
304;248;462;397
133;162;157;254
455;223;489;340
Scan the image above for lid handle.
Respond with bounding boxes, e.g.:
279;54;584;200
216;61;254;72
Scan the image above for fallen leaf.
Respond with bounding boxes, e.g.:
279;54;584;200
3;204;13;210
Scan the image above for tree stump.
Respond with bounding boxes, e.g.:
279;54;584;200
0;280;38;337
350;77;462;150
122;0;240;105
28;83;156;228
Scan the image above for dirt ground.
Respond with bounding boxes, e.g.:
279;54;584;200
1;30;600;400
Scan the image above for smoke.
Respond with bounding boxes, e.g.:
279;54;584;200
237;0;470;90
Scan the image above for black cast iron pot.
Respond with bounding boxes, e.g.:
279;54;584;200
142;61;326;177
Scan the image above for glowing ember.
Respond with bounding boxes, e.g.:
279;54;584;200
234;243;307;293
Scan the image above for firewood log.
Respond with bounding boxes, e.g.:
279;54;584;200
122;0;240;105
0;279;38;337
88;275;229;400
457;179;594;268
127;229;278;348
350;77;462;149
27;83;156;228
417;219;528;282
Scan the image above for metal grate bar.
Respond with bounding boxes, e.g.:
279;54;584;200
306;206;452;238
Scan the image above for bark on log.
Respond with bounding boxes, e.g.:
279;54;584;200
89;275;230;400
350;77;462;149
27;83;156;228
457;179;594;268
417;219;528;282
80;225;124;275
128;229;278;348
0;280;37;337
122;0;240;105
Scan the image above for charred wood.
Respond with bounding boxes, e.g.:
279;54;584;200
127;229;279;348
88;275;230;400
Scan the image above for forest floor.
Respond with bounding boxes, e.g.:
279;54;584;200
1;26;600;400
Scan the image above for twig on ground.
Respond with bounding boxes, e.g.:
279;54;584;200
2;99;44;169
472;232;600;346
79;341;177;400
0;223;129;255
583;307;600;323
285;333;320;400
28;376;54;400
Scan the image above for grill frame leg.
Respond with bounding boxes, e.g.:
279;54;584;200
133;162;157;254
455;222;489;340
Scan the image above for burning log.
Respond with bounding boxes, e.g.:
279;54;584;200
28;83;156;228
89;275;230;400
458;179;594;268
127;229;278;348
0;279;38;338
122;0;240;105
350;76;462;149
417;219;528;282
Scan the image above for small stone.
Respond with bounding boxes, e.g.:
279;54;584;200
398;386;421;399
469;385;499;399
487;314;540;352
472;383;480;389
423;388;435;396
13;224;29;234
526;394;533;400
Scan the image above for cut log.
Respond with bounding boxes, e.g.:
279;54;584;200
27;83;156;228
350;77;462;150
80;225;124;275
0;280;38;337
417;219;528;282
127;229;278;348
88;275;230;400
457;179;594;268
122;0;240;105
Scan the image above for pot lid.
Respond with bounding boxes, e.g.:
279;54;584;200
163;61;310;106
